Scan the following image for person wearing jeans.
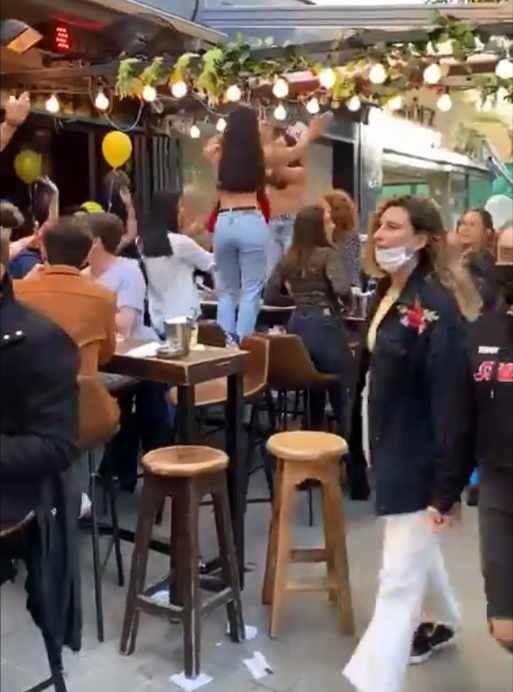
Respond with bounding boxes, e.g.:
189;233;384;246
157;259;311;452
267;214;294;278
214;208;269;339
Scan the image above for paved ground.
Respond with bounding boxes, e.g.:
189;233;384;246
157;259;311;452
1;477;510;692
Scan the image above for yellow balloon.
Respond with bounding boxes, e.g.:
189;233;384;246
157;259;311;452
102;131;132;169
14;150;42;184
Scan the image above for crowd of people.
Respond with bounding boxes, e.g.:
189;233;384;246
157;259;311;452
1;93;512;692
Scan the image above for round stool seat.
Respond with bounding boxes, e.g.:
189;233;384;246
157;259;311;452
267;431;347;462
142;446;229;477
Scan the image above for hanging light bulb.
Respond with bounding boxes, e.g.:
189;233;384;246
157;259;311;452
226;84;242;103
94;88;110;112
171;80;188;98
319;67;336;90
190;124;201;139
346;95;361;112
272;78;289;99
436;92;452;112
45;94;60;114
142;85;157;102
369;63;387;85
8;94;17;103
216;117;227;133
387;95;403;112
495;58;513;80
273;103;287;121
423;63;443;85
306;96;320;114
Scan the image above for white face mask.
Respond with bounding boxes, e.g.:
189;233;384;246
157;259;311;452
374;245;417;274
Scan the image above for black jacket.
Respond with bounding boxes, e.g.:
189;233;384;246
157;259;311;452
368;266;472;516
0;275;81;654
465;306;513;510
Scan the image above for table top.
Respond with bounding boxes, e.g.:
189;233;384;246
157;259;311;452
103;339;248;386
201;299;295;313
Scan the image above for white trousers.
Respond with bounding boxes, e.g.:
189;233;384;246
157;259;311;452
343;511;461;692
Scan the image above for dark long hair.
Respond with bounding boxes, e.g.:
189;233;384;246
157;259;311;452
141;190;180;257
282;205;331;276
218;106;265;193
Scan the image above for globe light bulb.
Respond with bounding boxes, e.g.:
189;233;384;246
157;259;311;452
369;63;387;85
45;94;60;114
171;80;188;98
346;95;361;112
226;84;242;102
306;96;320;114
95;89;110;112
319;67;336;90
190;124;201;139
216;117;227;133
272;78;289;99
142;85;157;102
423;63;443;85
436;93;452;112
495;58;513;80
387;95;403;112
274;103;287;121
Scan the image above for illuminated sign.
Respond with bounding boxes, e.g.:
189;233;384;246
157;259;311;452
54;24;71;52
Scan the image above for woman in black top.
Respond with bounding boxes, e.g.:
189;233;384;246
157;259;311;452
265;205;354;436
343;196;481;692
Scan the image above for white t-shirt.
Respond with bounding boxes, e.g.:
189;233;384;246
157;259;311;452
143;233;214;334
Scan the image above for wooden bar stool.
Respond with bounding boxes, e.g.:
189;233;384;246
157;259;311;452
262;431;354;638
120;445;245;679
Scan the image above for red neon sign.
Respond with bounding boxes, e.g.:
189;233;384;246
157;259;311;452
54;25;71;52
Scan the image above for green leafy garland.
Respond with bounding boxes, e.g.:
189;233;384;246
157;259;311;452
115;14;512;110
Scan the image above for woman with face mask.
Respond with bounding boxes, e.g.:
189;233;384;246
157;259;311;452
464;226;513;655
343;196;481;692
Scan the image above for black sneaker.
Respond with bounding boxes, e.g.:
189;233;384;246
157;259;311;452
429;623;457;652
410;623;434;665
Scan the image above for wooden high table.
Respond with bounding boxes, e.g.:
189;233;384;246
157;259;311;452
103;339;249;584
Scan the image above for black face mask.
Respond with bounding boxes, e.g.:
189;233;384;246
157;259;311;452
495;265;513;306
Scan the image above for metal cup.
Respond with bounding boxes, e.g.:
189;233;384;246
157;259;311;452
164;317;192;357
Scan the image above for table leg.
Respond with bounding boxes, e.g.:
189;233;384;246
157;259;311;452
177;385;197;443
226;371;245;587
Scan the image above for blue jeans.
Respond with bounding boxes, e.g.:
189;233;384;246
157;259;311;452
214;210;269;339
267;214;295;277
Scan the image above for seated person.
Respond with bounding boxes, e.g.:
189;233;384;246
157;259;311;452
15;216;116;376
0;225;81;663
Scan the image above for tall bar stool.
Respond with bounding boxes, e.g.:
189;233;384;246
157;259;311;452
120;445;245;679
262;431;354;638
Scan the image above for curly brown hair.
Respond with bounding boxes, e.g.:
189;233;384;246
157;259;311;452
323;189;358;243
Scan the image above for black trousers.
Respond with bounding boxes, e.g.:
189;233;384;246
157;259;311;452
479;503;513;620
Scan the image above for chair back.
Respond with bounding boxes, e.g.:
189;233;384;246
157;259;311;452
240;335;270;398
198;320;227;348
261;333;336;391
78;376;120;451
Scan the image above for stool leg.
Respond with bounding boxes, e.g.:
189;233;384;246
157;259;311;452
269;466;296;638
107;474;124;587
321;482;337;604
180;481;201;679
88;452;104;643
120;479;159;655
262;460;283;605
213;478;245;643
324;478;355;635
307;487;314;527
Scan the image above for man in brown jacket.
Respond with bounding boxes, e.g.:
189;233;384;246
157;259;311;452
15;216;117;375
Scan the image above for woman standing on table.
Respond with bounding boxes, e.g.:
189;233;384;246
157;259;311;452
343;196;481;692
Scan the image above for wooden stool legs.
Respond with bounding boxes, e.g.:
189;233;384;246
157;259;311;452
262;458;354;638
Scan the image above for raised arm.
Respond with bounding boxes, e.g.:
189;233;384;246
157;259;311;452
264;113;332;169
117;187;138;252
0;92;30;153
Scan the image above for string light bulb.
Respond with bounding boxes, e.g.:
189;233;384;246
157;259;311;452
274;103;287;121
436;92;452;112
495;58;513;80
306;96;320;114
45;94;60;114
272;78;289;99
387;95;403;112
226;84;242;102
346;95;361;112
423;63;443;85
190;124;201;139
216;117;227;133
94;89;110;112
171;80;188;98
369;63;387;85
142;85;157;102
319;67;336;90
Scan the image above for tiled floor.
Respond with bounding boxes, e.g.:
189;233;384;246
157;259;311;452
1;479;510;692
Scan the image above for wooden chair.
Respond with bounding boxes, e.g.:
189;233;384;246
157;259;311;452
120;445;245;679
262;431;354;639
